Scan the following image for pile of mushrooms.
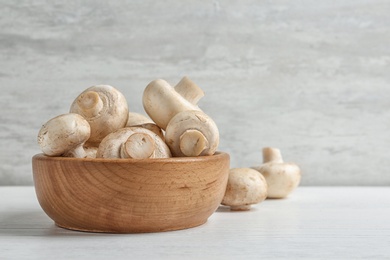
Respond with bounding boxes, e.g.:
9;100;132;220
37;77;219;160
37;77;302;212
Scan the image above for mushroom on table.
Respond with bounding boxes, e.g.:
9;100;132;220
252;147;301;199
221;168;268;211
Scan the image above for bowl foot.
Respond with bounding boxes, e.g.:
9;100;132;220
55;219;208;233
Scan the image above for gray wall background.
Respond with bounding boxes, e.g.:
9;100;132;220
1;0;389;185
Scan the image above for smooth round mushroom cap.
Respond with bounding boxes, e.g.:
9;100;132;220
126;112;164;141
165;110;219;157
37;113;90;157
70;85;129;146
221;168;268;211
254;163;301;199
142;79;201;130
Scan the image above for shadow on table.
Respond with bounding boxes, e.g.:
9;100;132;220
216;205;260;213
0;210;116;237
1;207;253;236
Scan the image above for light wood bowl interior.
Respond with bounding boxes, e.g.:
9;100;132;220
32;152;230;233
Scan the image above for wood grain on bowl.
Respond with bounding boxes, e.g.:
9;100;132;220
32;152;230;233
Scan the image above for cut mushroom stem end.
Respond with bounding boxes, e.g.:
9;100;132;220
174;76;204;105
120;133;156;159
165;110;219;157
77;91;103;118
263;147;283;163
179;129;209;157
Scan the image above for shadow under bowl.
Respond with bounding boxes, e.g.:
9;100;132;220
32;152;230;233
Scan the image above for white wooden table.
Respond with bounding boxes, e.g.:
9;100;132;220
1;186;389;259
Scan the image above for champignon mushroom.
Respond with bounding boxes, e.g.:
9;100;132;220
130;127;172;158
84;146;98;158
37;113;90;158
96;127;171;159
252;147;301;199
70;85;129;146
126;112;164;141
174;76;204;105
165;110;219;157
142;77;204;130
221;168;268;211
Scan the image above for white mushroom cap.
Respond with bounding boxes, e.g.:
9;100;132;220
252;147;301;199
221;168;268;211
126;112;164;141
142;78;203;130
96;127;171;159
37;113;90;158
70;85;129;146
165;110;219;157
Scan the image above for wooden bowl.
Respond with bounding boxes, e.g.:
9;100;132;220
32;152;229;233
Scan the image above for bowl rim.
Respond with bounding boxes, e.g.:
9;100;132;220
32;151;229;164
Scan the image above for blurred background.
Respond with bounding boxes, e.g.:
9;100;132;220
0;0;389;185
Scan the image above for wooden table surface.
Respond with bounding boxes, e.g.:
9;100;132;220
1;186;389;259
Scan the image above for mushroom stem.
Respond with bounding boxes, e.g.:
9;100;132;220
76;91;103;118
263;147;283;163
174;76;204;105
179;129;209;157
64;145;87;158
84;146;98;158
230;205;252;211
120;133;156;159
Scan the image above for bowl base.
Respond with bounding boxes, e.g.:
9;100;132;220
55;219;208;233
33;152;229;234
